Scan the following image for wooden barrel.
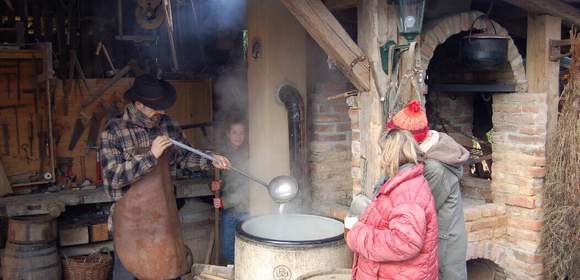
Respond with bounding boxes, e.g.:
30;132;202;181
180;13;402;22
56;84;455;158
8;215;57;244
2;241;62;280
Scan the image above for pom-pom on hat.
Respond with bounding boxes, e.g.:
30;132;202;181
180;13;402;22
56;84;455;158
386;100;429;142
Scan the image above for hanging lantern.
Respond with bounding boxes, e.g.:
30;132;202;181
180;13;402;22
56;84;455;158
397;0;426;42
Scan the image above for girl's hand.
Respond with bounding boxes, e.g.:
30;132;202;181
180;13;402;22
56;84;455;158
213;198;223;209
344;216;359;230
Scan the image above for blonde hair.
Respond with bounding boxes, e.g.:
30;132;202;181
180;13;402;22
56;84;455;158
379;129;420;178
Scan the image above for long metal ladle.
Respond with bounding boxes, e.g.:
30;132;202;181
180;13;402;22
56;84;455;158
169;139;298;203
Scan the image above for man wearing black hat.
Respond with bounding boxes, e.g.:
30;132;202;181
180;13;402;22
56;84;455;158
99;74;230;279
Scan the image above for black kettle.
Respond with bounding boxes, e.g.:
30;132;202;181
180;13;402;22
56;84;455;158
460;15;509;71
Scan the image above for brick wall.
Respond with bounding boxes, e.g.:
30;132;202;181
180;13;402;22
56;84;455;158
309;82;353;212
427;92;474;136
488;92;547;279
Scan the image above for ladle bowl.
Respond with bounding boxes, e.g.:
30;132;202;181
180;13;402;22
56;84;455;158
268;175;298;203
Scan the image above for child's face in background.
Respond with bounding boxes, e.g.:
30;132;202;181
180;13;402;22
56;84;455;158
227;123;246;149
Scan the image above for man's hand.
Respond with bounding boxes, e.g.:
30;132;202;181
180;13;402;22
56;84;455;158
151;136;172;159
213;198;223;209
211;154;231;169
211;180;222;192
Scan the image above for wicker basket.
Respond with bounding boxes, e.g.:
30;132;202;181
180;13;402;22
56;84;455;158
62;250;112;280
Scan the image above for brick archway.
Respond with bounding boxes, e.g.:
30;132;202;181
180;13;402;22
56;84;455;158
420;11;527;92
467;242;511;273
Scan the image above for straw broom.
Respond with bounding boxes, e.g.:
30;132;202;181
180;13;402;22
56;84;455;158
540;30;580;280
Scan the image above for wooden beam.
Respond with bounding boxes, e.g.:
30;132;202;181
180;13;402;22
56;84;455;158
281;0;371;91
526;15;561;146
502;0;580;26
323;0;358;10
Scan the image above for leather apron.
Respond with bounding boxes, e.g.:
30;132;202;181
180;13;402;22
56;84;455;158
113;154;188;279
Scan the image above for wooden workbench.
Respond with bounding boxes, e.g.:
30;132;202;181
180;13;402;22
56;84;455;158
0;178;212;217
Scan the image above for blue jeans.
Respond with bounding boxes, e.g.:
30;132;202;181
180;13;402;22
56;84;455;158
113;250;183;280
220;209;247;264
113;251;135;280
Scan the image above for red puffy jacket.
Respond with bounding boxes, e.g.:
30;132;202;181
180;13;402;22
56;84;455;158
346;165;439;280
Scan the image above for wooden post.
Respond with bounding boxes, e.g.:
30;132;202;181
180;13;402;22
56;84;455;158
526;15;561;144
356;0;390;195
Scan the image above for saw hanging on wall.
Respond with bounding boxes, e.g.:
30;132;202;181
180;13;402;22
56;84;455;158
135;0;166;30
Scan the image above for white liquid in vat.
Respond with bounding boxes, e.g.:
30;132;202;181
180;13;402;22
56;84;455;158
240;214;343;241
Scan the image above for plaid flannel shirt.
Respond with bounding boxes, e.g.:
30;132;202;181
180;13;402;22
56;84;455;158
99;103;209;202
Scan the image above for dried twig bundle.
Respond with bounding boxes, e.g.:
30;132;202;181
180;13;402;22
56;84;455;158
540;29;580;280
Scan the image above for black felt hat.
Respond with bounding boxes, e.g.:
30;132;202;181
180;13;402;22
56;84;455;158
124;74;176;110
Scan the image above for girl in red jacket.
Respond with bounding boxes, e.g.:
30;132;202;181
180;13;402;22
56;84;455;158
345;129;439;280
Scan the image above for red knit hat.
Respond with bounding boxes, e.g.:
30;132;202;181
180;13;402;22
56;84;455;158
386;100;429;142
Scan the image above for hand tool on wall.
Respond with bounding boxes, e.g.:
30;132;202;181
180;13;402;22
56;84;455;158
68;111;90;151
1;73;12;97
136;0;165;30
22;88;40;113
0;158;13;196
163;0;179;70
20;144;31;164
14;108;20;155
81;60;136;108
70;61;137;151
27;116;33;157
62;77;70;115
71;50;91;94
3;0;14;12
1;123;9;156
86;102;106;148
15;60;21;102
95;41;117;75
38;117;48;172
0;104;31;111
0;105;31;156
79;155;86;181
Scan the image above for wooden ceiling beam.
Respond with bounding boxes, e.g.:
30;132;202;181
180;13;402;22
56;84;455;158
281;0;371;91
323;0;359;11
501;0;580;26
